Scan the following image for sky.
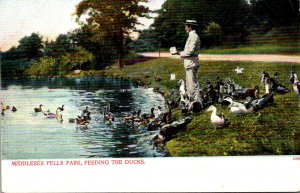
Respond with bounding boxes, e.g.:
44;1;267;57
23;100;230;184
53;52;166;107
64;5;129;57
0;0;166;52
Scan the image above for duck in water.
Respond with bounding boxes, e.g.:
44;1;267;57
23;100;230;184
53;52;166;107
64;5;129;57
34;104;43;113
12;106;17;112
104;113;114;125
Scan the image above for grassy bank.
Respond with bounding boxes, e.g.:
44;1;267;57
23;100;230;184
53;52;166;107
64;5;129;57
78;57;300;156
201;44;300;55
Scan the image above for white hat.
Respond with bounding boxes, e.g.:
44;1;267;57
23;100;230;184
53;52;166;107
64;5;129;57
184;20;198;26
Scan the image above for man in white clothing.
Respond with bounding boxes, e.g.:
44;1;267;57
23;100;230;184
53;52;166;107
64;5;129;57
179;20;202;110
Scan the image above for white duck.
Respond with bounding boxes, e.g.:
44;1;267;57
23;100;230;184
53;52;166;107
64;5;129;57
290;71;300;96
224;97;254;114
178;79;187;103
206;105;228;127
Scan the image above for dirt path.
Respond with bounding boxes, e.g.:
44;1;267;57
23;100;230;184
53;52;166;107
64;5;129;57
139;52;300;63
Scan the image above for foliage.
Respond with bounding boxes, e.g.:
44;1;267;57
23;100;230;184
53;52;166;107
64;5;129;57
26;46;94;77
202;22;223;48
151;0;251;49
2;33;43;60
1;59;31;78
26;57;58;77
59;46;94;71
128;28;159;52
250;0;299;26
75;0;150;67
44;33;76;57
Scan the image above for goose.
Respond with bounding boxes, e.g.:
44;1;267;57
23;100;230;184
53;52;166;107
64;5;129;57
12;106;17;112
224;97;254;114
34;104;43;113
206;105;228;127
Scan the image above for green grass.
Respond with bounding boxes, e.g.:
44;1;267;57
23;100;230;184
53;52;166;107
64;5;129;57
201;44;300;55
77;57;300;156
202;23;300;55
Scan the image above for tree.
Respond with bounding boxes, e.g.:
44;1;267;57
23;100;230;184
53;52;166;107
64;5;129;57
17;33;44;59
250;0;299;26
44;33;76;57
152;0;251;48
75;0;150;67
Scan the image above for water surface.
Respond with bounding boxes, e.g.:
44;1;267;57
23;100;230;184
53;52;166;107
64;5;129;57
1;77;166;159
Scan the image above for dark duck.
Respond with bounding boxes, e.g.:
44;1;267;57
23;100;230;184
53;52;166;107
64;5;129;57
34;104;43;113
12;106;17;112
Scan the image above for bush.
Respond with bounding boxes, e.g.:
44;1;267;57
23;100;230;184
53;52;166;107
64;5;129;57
26;57;59;77
202;22;223;48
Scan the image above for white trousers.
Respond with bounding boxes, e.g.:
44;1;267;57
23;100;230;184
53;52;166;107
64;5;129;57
184;56;201;103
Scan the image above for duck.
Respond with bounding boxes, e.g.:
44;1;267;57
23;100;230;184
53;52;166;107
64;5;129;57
241;86;260;99
11;106;17;112
156;106;163;118
215;77;225;91
155;76;162;82
178;79;187;103
56;113;63;123
1;109;4;116
57;105;64;112
290;71;300;96
206;105;228;127
75;118;89;130
34;104;43;113
104;113;114;125
270;72;289;94
293;82;300;96
290;71;298;84
81;106;91;120
141;107;155;120
1;102;10;111
245;93;274;111
205;81;218;102
43;108;62;119
261;75;273;94
162;103;174;124
224;97;254;114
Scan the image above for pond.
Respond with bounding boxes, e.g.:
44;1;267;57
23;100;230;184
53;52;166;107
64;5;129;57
0;77;167;159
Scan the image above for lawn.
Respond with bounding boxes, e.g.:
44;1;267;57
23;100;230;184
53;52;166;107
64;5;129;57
78;57;300;156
